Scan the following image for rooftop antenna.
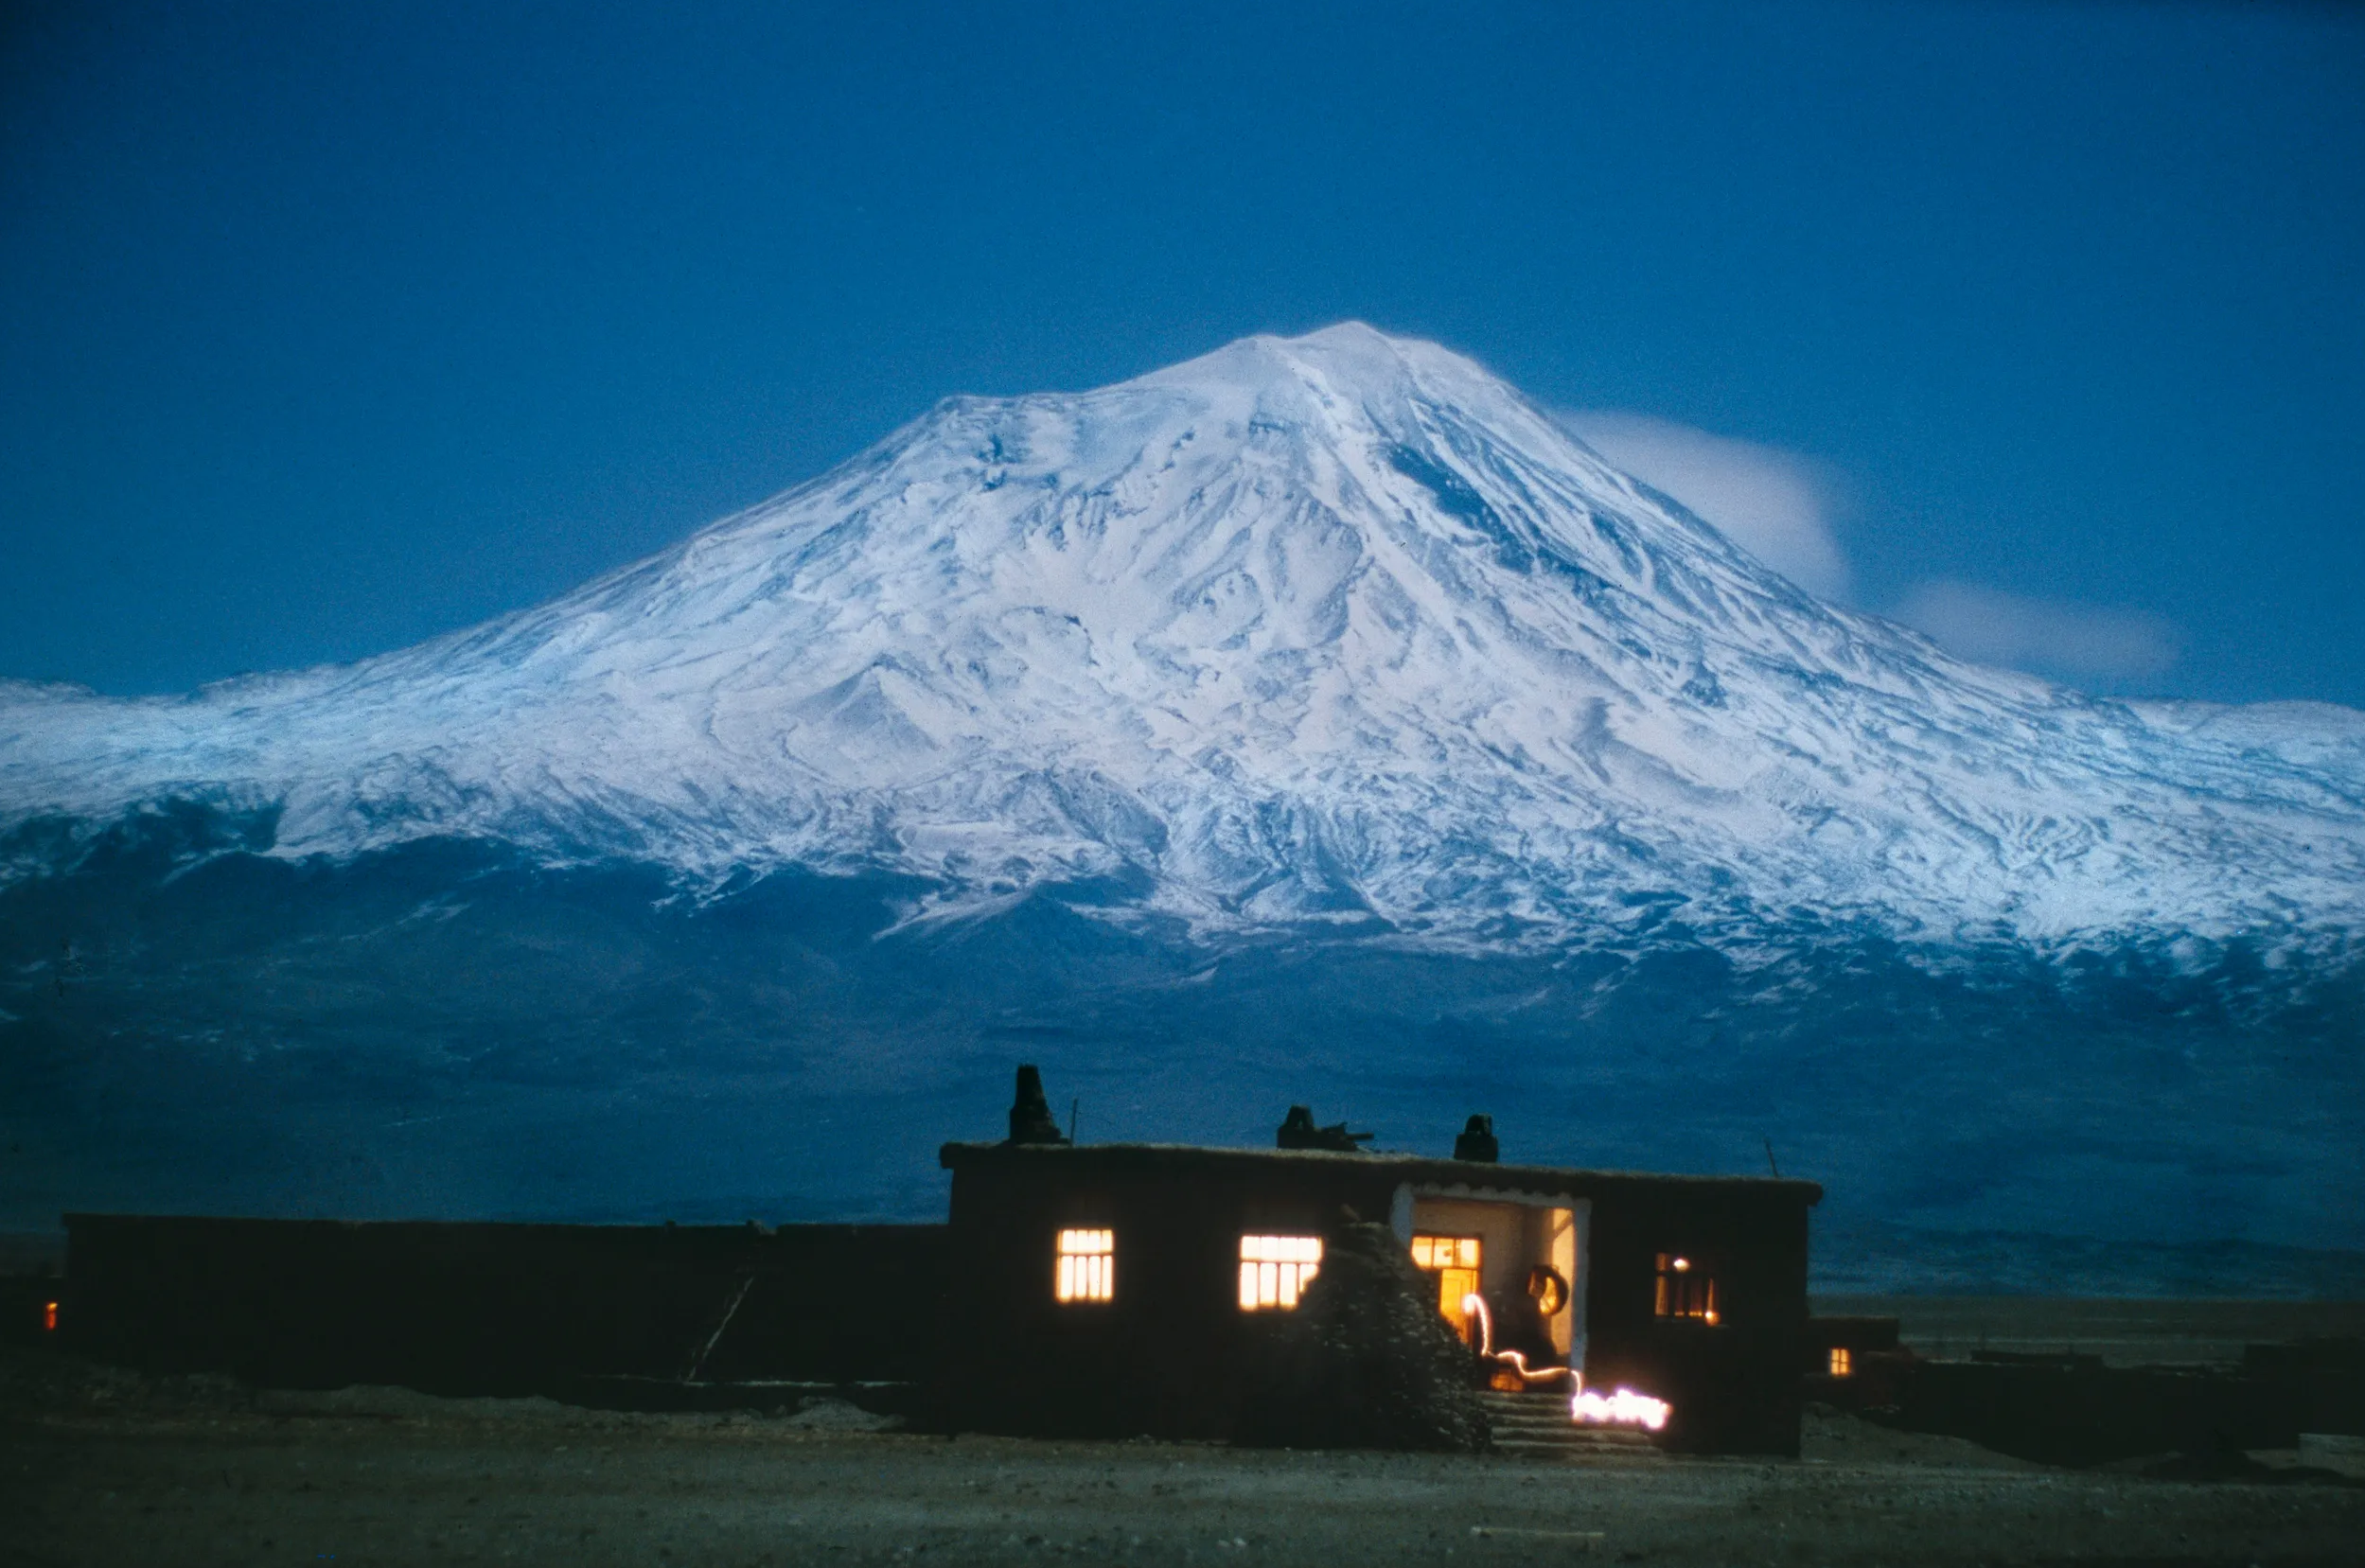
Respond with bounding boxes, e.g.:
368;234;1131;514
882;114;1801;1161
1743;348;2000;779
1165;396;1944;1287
1762;1136;1782;1179
1069;1097;1080;1144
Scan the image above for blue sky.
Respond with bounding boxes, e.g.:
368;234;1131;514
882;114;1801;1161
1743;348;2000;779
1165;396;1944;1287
3;1;2360;706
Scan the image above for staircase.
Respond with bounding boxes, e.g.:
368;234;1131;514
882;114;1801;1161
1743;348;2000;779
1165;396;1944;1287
1479;1388;1661;1458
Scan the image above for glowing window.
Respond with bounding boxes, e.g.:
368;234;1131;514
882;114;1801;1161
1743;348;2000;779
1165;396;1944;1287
1054;1228;1115;1303
1238;1235;1323;1311
1410;1234;1484;1341
1828;1347;1853;1377
43;1300;59;1333
1410;1235;1480;1270
1652;1253;1718;1324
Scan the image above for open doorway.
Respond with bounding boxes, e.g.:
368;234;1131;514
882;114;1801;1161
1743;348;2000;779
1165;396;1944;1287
1400;1192;1586;1384
1409;1233;1484;1341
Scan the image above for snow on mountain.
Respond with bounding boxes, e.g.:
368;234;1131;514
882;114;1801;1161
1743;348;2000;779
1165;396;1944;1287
5;323;2362;954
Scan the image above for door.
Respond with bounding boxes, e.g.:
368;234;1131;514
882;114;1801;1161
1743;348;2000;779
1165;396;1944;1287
1409;1234;1484;1344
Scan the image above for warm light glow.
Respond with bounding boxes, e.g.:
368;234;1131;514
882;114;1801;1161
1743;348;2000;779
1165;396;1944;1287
1238;1234;1322;1311
1572;1385;1671;1432
1054;1228;1115;1303
1410;1234;1484;1340
1828;1347;1852;1377
1411;1235;1481;1270
1526;1265;1567;1317
1460;1293;1575;1386
42;1300;59;1332
1653;1253;1718;1322
1241;1235;1323;1262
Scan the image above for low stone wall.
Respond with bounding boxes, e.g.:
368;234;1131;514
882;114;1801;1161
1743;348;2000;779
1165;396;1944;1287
1867;1341;2365;1466
62;1214;946;1396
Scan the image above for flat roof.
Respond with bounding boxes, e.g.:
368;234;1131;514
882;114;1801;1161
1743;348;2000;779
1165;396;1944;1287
939;1140;1822;1204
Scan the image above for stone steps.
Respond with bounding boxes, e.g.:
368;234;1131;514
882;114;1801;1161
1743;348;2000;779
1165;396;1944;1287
1478;1391;1660;1457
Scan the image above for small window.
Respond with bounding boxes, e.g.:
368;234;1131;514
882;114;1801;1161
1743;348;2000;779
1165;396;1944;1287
1410;1235;1480;1271
1055;1228;1115;1303
1653;1253;1718;1324
1238;1235;1323;1311
1828;1347;1853;1377
43;1300;59;1333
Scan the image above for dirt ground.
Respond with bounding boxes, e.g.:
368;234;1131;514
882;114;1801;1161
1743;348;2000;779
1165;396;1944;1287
6;1359;2362;1568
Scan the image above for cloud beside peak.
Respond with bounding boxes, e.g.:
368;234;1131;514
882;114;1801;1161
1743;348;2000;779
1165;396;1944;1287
1555;410;1853;600
1554;409;2183;692
1891;581;2181;684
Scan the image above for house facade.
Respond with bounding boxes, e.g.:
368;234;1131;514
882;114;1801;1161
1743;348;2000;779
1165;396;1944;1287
53;1068;1822;1455
939;1099;1821;1454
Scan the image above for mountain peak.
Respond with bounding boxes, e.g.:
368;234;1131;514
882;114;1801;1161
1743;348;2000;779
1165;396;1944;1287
1131;321;1507;423
3;331;2361;955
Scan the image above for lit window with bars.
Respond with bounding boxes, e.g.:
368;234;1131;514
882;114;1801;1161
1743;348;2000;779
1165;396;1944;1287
1238;1235;1323;1311
1055;1228;1115;1303
1827;1347;1853;1377
1652;1253;1718;1323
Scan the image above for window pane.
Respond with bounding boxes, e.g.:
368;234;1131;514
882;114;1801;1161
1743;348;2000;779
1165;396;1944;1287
1653;1253;1718;1322
1055;1228;1115;1302
1241;1234;1321;1263
1238;1235;1322;1311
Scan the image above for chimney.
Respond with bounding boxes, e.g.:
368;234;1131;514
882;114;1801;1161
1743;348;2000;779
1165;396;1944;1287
1006;1065;1070;1145
1453;1114;1498;1162
1277;1104;1374;1153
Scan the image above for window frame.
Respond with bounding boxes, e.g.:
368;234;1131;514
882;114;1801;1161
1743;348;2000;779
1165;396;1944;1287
1237;1233;1323;1312
1054;1226;1115;1304
1652;1251;1720;1325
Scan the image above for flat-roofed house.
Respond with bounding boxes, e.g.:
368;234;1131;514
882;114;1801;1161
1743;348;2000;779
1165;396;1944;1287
938;1079;1823;1455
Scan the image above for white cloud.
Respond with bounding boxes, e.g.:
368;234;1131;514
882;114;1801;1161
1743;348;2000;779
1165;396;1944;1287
1556;409;2183;689
1891;580;2181;684
1555;410;1854;600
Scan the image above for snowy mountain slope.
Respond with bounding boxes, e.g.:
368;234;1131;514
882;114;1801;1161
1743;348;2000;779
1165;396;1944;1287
5;323;2362;954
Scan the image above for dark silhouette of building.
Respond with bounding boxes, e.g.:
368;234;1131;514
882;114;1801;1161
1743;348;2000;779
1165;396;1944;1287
1275;1104;1373;1152
938;1071;1821;1454
58;1216;943;1401
1008;1065;1070;1145
54;1065;1822;1454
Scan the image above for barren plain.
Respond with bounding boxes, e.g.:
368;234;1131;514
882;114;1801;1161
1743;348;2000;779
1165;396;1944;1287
6;1354;2361;1568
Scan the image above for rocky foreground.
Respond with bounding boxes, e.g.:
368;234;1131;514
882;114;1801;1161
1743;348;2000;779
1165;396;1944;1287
5;1348;2359;1568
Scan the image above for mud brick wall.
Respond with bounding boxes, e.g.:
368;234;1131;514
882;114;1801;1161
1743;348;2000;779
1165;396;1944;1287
938;1143;1818;1455
61;1215;945;1394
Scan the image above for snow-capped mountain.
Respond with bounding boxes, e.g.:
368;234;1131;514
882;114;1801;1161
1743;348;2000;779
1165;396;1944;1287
6;323;2362;955
6;325;2364;1277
